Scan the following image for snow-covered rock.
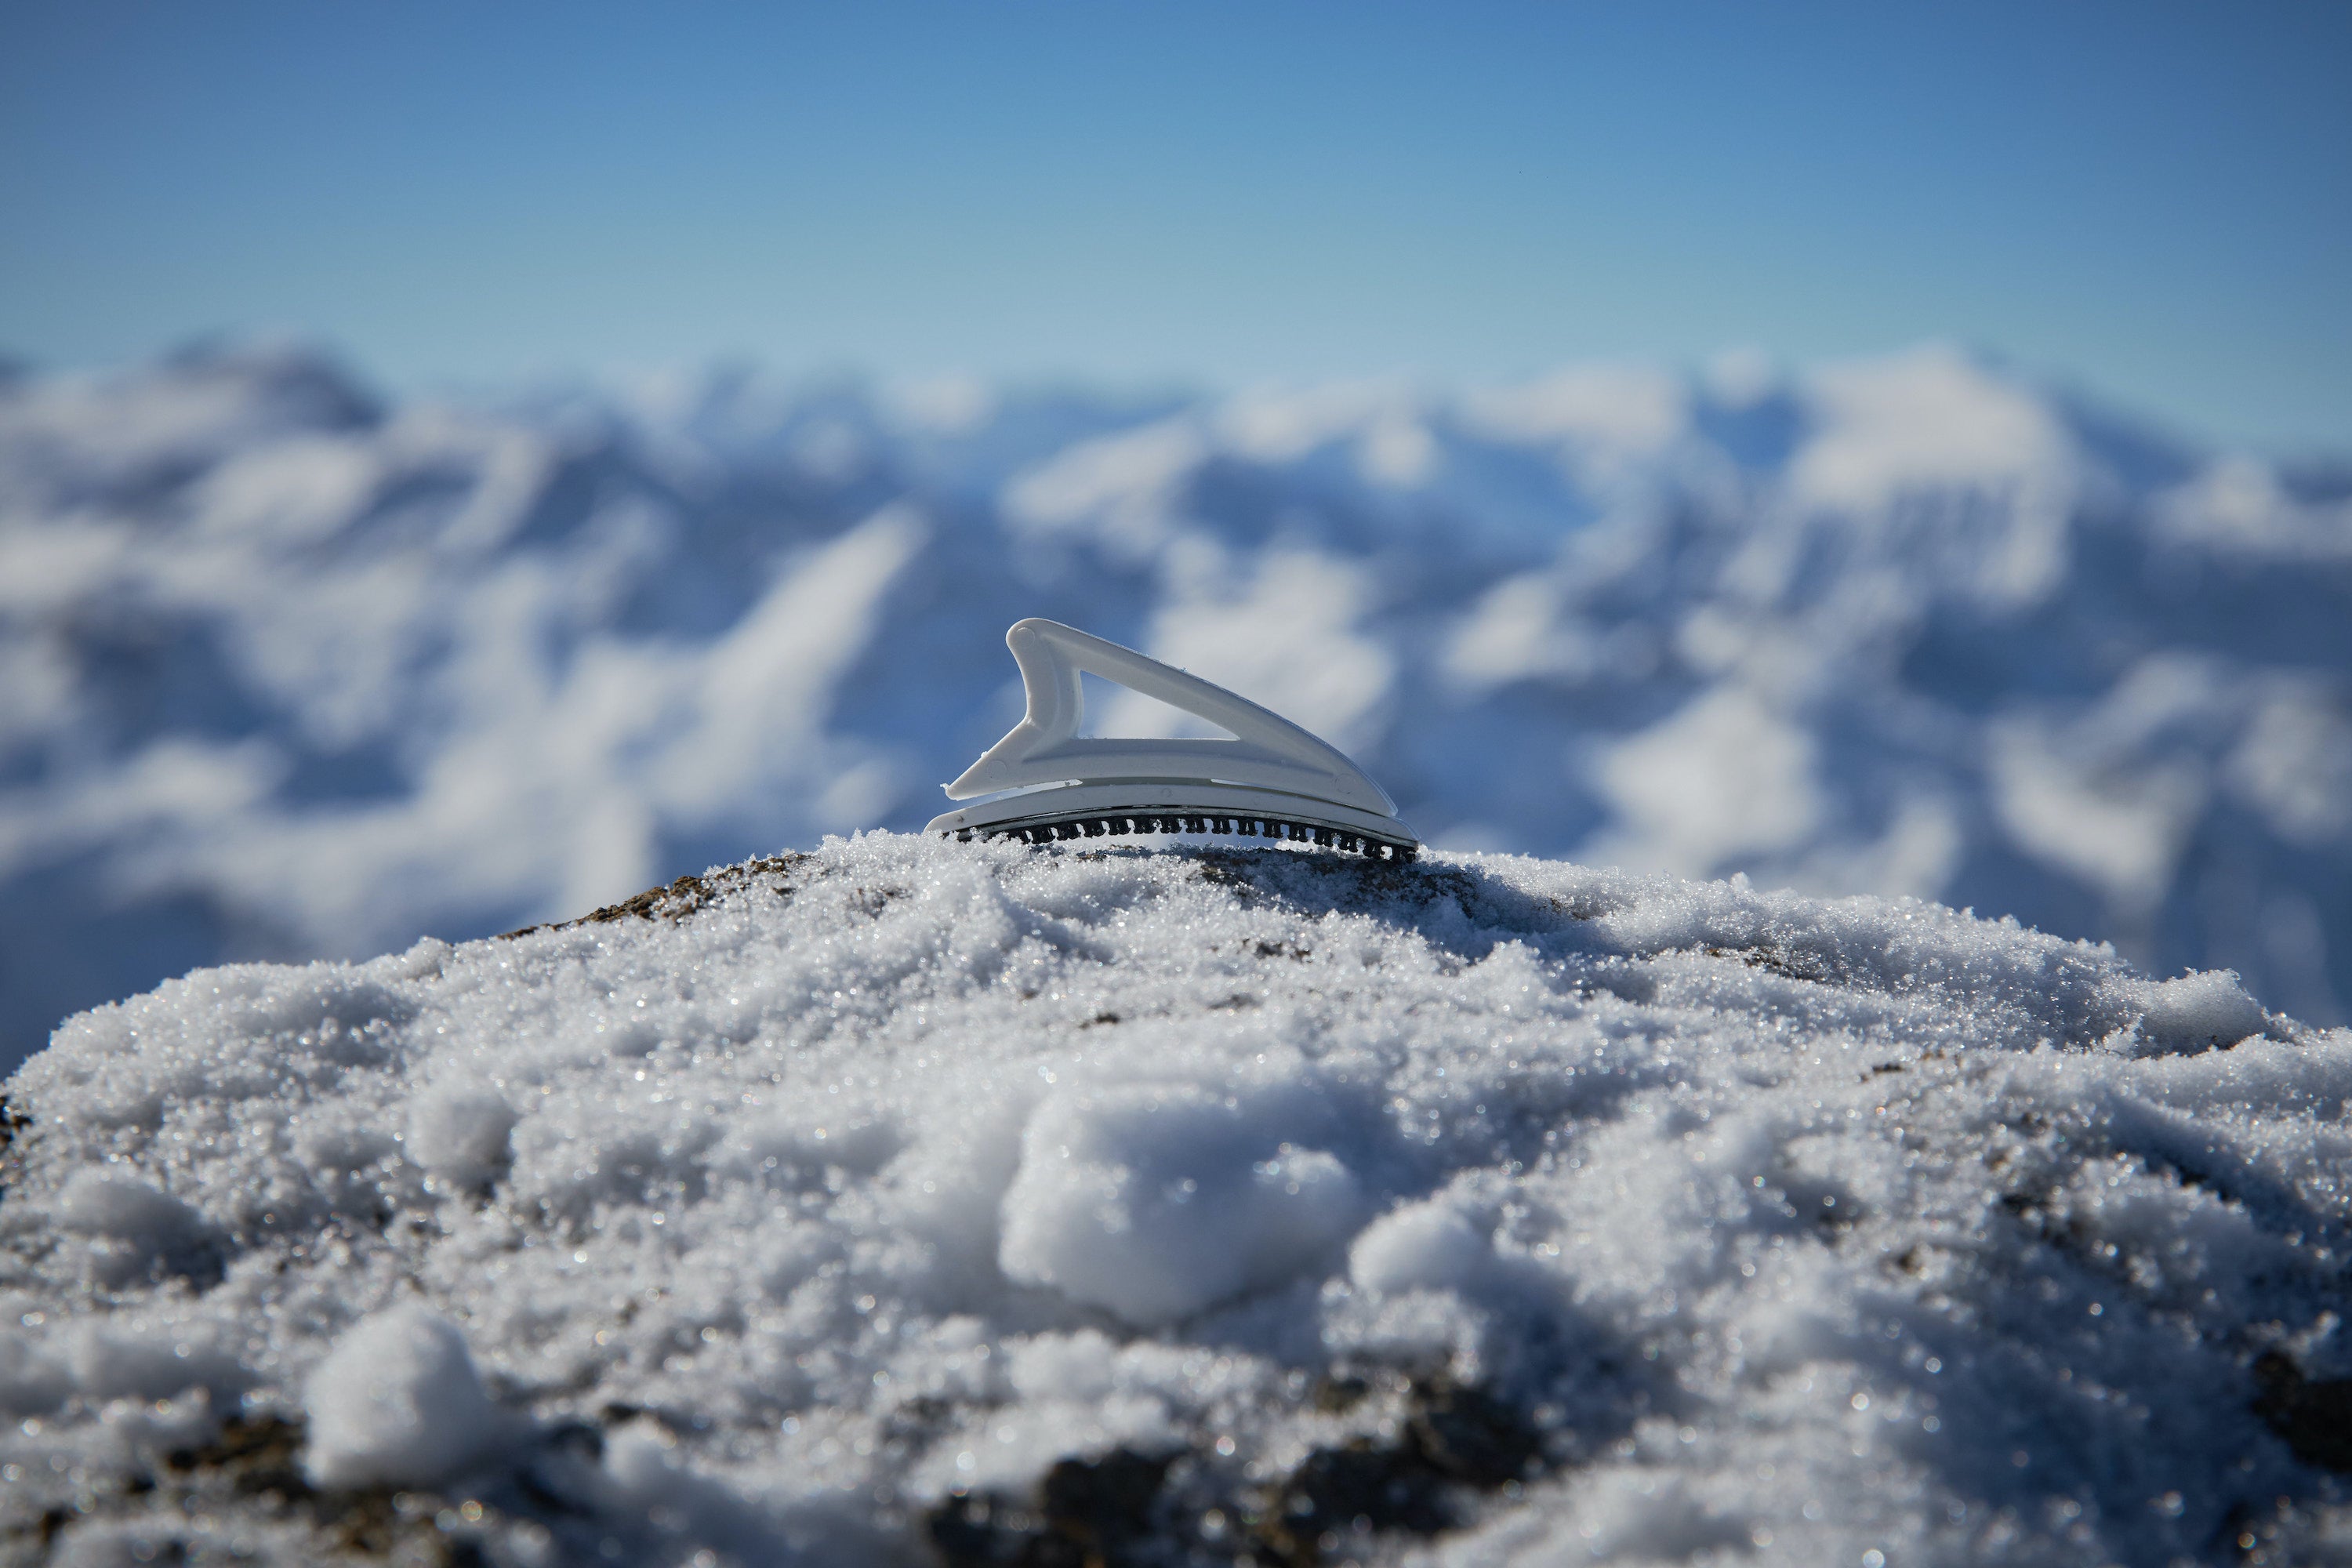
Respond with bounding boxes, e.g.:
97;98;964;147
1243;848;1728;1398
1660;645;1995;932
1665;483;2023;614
4;833;2350;1564
3;343;2349;1070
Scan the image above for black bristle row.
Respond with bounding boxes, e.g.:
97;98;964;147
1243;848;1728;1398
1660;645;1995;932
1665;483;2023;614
950;814;1416;862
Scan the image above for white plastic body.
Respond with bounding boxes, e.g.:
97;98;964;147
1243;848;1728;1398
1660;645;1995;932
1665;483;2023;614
926;618;1414;846
943;619;1396;812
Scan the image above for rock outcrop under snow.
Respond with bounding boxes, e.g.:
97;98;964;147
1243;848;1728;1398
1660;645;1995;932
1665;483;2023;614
4;833;2349;1565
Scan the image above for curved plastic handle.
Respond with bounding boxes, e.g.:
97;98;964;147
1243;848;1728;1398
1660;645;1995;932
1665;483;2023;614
945;619;1397;816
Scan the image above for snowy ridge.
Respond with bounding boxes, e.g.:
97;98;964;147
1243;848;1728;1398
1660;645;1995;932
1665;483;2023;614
2;834;2344;1564
1;343;2348;1067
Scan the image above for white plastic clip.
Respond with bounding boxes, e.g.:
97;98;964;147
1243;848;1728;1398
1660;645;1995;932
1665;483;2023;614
926;619;1417;858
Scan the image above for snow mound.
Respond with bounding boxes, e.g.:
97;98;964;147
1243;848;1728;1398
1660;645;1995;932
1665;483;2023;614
5;833;2350;1565
3;343;2349;1072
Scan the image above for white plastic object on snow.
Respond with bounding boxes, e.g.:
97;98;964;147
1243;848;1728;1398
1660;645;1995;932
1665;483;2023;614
926;619;1418;859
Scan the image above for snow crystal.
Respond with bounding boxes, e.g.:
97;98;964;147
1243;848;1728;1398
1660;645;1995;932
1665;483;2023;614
4;833;2347;1564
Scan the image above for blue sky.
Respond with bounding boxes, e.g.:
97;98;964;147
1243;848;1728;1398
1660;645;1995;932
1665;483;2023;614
2;2;2347;451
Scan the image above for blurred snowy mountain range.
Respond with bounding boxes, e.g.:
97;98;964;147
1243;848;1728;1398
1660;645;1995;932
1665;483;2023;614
2;340;2347;1067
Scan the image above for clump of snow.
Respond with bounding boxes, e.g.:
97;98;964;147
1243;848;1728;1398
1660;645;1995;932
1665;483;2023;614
4;833;2347;1564
2117;968;2271;1058
52;1168;219;1288
1000;1076;1369;1326
407;1083;520;1189
303;1303;504;1488
1349;1193;1496;1298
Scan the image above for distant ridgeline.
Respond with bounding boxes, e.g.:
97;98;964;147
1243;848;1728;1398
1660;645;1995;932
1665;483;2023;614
0;340;2346;1065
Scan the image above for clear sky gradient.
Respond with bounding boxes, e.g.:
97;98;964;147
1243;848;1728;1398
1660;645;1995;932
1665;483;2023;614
3;2;2347;452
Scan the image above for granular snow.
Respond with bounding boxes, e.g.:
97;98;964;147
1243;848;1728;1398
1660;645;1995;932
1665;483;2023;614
2;832;2347;1565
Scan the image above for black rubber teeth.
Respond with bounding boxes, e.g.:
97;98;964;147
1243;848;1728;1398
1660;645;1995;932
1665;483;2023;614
950;815;1417;862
